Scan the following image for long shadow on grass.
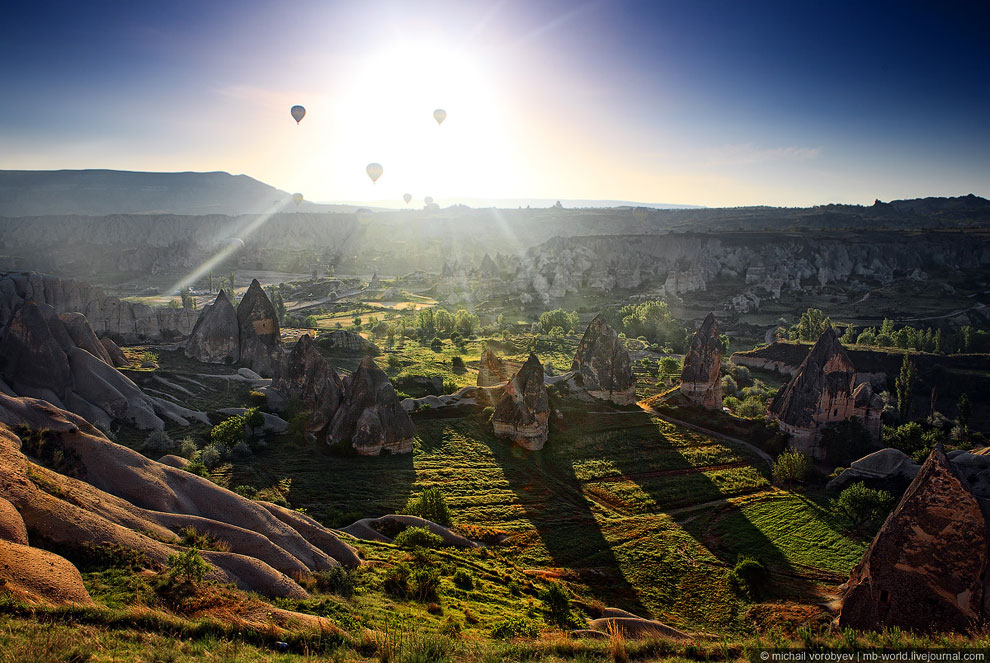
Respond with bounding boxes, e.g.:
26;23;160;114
483;415;650;615
572;407;819;602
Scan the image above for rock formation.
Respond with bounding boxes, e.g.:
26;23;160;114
0;271;197;342
492;353;550;450
236;280;283;376
479;253;499;279
0;301;195;430
269;334;344;435
185;290;240;364
0;392;361;604
680;313;722;410
327;356;416;455
318;329;380;355
477;347;509;387
100;337;128;367
570;314;636;405
839;445;990;633
766;327;882;459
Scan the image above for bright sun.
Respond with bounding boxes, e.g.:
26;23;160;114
301;39;516;205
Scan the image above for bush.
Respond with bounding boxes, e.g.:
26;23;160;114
773;448;812;487
244;407;265;431
430;337;444;352
165;547;208;585
404;486;452;525
410;567;441;602
729;555;769;599
383;563;410;598
539;581;572;627
490;616;539;639
210;414;246;449
143;430;174;455
451;356;465;370
247;390;267;407
830;482;895;535
178;438;198;459
452;569;474;590
199;443;225;470
312;567;354;597
230;441;253;458
233;484;258;499
394;526;444;550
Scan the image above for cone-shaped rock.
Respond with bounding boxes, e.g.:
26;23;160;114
492;353;550;450
236;280;282;376
59;312;113;365
839;446;990;633
680;312;722;410
328;356;415;455
477;347;509;387
570;314;636;405
766;326;881;457
271;334;343;434
0;301;72;401
479;253;499;279
100;337;128;367
185;290;240;365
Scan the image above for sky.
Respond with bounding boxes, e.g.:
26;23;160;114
1;0;988;207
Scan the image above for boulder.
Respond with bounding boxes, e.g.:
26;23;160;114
236;280;282;376
827;448;920;493
839;446;990;633
185;290;240;364
569;314;636;405
679;312;722;410
477;347;509;387
318;329;380;355
327;356;416;455
0;496;28;545
492;353;550;450
270;334;344;434
0;540;94;606
100;337;129;367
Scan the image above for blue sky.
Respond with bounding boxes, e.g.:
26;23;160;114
1;0;987;206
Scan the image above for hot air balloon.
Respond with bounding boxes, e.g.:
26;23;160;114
403;193;412;204
290;105;306;124
433;109;447;125
424;196;434;205
292;193;303;206
366;163;383;183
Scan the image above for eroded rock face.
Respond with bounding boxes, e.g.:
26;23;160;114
477;347;509;387
270;334;343;434
766;327;882;459
236;280;282;376
185;290;240;364
328;356;415;455
0;271;197;342
492;353;550;450
318;329;380;355
60;312;113;365
680;313;722;410
100;337;128;367
839;446;990;633
0;302;173;430
570;314;636;405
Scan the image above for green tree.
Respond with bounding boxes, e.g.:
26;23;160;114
895;355;917;420
434;308;455;335
404;486;452;525
538;309;579;334
957;393;971;432
618;300;685;348
538;582;572;628
830;482;894;534
210;414;246;449
352;316;362;329
166;547;209;584
454;309;480;336
789;308;831;342
840;324;856;345
773;448;812;487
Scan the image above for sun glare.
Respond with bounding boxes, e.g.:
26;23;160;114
297;39;515;205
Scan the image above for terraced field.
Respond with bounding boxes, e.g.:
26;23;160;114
231;404;867;633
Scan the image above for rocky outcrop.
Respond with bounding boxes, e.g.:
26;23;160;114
570;314;636;405
479;253;499;279
492;353;550;450
327;356;415;455
185;290;240;364
680;313;722;410
0;271;197;342
100;337;128;367
269;334;343;435
827;448;920;493
0;393;361;603
235;280;282;376
477;347;509;387
839;446;990;633
766;327;882;459
60;312;113;364
318;329;380;355
0;302;192;430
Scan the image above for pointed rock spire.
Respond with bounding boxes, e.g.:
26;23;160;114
185;290;239;364
492;353;550;450
328;356;415;455
570;314;636;405
679;312;722;410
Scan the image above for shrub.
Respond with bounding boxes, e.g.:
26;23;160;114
430;337;444;352
383;563;410;598
387;354;402;371
394;526;444;550
178;438;198;459
247;390;267;407
210;414;246;449
451;356;465;370
199;444;224;469
830;482;895;534
452;569;474;590
230;441;253;458
773;448;812;487
312;566;354;597
143;430;174;455
490;616;538;639
233;484;258;499
244;407;265;432
184;460;210;477
166;547;208;585
539;581;572;627
410;567;441;602
729;555;769;599
404;486;452;525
